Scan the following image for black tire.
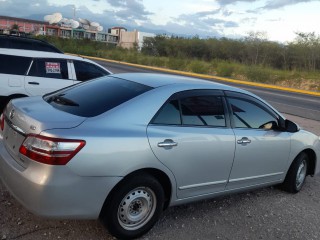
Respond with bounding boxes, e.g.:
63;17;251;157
100;174;165;239
281;152;309;193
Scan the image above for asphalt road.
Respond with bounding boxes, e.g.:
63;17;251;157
96;60;320;121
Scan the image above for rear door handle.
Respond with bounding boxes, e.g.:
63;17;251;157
158;139;178;148
237;137;251;144
28;82;39;85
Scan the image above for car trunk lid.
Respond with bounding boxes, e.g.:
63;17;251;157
1;96;86;168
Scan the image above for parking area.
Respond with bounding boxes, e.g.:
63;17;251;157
1;114;320;240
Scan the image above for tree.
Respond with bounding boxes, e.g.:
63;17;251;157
244;31;268;65
11;24;20;31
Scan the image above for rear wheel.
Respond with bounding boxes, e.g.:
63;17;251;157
100;174;164;239
281;152;308;193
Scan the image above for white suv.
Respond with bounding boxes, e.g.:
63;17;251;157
0;48;112;110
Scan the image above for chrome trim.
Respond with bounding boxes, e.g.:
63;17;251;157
4;116;26;136
179;180;227;190
9;109;15;119
228;172;283;183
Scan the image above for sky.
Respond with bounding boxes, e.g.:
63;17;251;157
1;0;320;42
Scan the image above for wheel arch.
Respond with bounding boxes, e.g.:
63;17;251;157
100;168;173;217
302;148;317;176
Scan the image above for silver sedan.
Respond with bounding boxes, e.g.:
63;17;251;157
0;73;319;239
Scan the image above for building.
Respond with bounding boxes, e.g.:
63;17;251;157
0;15;45;35
0;15;154;47
119;30;155;50
0;15;118;45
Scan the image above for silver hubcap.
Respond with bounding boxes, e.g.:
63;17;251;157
296;160;307;189
118;187;156;231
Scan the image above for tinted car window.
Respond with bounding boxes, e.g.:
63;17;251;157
152;95;225;127
152;100;181;125
28;58;69;79
44;77;153;117
0;54;32;75
73;60;109;81
228;98;278;129
181;96;225;126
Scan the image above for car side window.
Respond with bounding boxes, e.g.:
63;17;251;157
28;58;69;79
0;54;32;75
152;95;226;127
228;97;278;129
181;96;225;126
73;60;109;81
152;100;181;125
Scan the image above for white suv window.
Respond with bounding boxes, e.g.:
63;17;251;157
0;54;32;75
28;58;69;79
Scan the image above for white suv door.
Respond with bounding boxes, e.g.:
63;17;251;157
24;58;75;96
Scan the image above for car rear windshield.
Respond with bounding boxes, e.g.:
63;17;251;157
43;76;153;117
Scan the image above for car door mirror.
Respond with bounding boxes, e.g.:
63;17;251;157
285;119;300;133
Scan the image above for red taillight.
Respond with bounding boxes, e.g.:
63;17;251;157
0;113;4;131
19;135;85;165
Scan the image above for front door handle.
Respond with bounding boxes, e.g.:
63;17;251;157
28;82;39;85
237;137;251;144
158;139;178;148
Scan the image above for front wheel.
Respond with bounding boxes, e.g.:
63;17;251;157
100;174;165;239
281;152;308;193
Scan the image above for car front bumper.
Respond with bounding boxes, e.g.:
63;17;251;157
0;136;122;219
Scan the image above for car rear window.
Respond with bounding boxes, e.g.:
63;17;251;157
44;76;153;117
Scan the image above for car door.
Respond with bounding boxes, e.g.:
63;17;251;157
24;58;74;96
225;92;291;190
0;54;32;97
147;90;236;199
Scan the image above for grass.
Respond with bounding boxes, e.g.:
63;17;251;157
37;36;320;92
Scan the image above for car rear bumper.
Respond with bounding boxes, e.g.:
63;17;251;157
0;137;122;219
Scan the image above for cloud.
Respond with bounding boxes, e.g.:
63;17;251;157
262;0;317;9
106;0;153;21
216;0;257;6
176;10;239;30
0;0;238;38
111;0;153;22
0;0;153;27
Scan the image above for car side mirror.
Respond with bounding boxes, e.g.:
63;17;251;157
285;119;300;133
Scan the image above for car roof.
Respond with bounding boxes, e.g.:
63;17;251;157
0;48;89;61
112;73;244;91
0;34;63;53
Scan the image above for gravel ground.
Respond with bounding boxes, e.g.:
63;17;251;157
0;114;319;240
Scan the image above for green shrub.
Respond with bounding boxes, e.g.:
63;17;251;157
167;58;187;70
216;62;234;77
187;60;210;74
245;66;272;83
34;36;320;91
